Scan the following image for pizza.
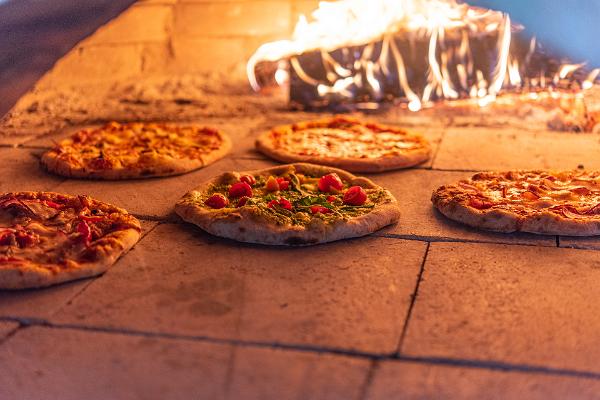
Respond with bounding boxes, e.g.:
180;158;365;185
432;170;600;236
255;116;431;172
175;163;400;245
41;121;231;179
0;192;141;289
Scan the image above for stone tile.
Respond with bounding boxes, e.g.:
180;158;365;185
370;169;555;246
51;158;275;219
229;346;368;400
0;147;63;193
0;322;18;340
82;3;173;45
0;280;92;320
173;1;291;37
558;236;600;251
55;223;426;353
402;242;600;372
367;361;600;400
0;326;368;400
0;220;156;319
433;128;600;171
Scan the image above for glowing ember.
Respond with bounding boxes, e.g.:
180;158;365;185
247;0;599;112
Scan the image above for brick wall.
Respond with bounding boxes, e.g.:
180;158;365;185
36;0;321;90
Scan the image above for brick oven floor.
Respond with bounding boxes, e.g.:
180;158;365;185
2;2;600;398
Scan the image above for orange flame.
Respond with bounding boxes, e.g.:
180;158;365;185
248;0;599;110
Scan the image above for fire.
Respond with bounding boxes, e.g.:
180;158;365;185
247;0;599;112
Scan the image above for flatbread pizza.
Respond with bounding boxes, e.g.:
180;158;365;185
175;163;400;245
0;192;141;289
42;121;231;179
255;116;430;172
432;170;600;236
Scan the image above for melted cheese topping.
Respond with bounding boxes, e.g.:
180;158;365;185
0;193;138;268
456;171;600;217
271;121;426;159
53;122;224;171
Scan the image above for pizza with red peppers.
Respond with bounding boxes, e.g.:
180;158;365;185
42;121;231;179
432;170;600;235
255;116;431;172
0;192;141;289
175;163;400;245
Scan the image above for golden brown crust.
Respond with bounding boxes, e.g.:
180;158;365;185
0;192;141;289
175;163;401;245
432;170;600;236
41;122;231;180
255;116;430;173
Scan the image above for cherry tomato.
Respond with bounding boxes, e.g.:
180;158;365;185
279;198;292;210
310;205;332;214
276;177;290;190
229;182;253;198
267;197;292;210
205;194;229;209
326;195;336;203
343;186;367;206
318;173;344;193
240;175;256;186
265;176;280;192
237;196;250;207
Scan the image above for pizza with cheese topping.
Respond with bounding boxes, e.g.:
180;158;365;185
432;170;600;235
175;163;400;245
255;116;431;172
41;121;231;179
0;192;141;289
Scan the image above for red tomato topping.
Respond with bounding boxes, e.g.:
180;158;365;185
265;176;280;192
279;198;292;210
318;173;344;193
267;197;292;210
326;195;336;203
44;200;63;209
468;197;494;210
310;205;332;214
240;175;256;186
343;186;367;206
237;196;249;207
276;177;290;190
229;182;253;198
77;221;92;244
205;194;229;209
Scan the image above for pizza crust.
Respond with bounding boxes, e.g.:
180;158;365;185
255;117;431;173
41;123;232;180
432;171;600;236
175;163;401;245
0;192;141;289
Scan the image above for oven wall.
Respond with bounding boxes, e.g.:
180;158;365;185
34;0;319;90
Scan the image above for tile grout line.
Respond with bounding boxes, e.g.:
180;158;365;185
357;359;380;400
2;316;600;381
395;242;430;355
